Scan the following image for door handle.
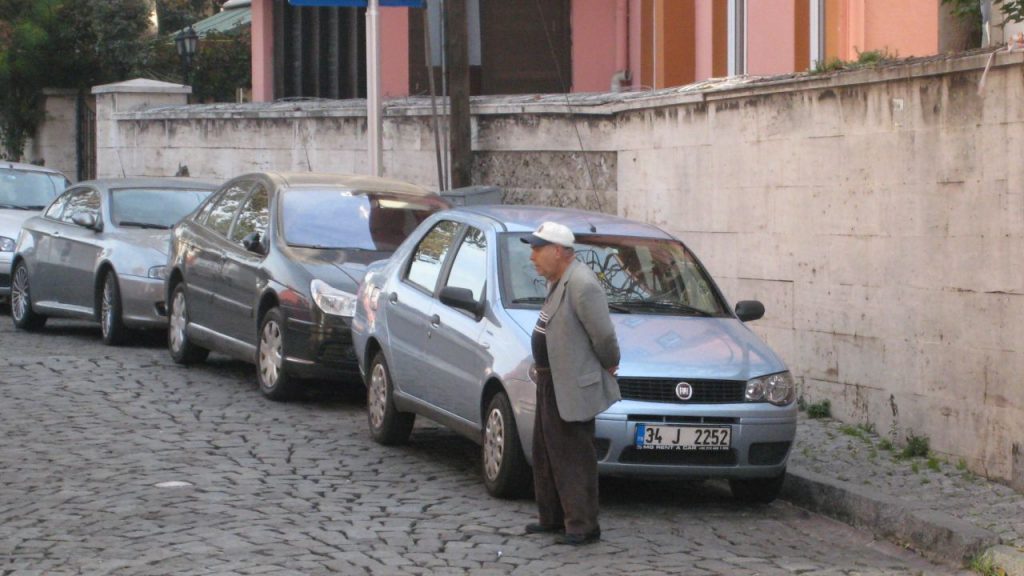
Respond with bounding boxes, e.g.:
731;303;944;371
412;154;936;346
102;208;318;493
388;292;398;304
51;230;61;237
430;314;440;328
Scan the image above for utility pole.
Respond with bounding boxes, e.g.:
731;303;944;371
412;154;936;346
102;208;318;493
444;0;471;188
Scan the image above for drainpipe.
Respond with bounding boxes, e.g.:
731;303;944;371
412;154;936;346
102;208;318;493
611;0;631;92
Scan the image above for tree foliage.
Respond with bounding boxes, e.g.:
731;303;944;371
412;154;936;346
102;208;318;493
154;0;222;36
943;0;1024;28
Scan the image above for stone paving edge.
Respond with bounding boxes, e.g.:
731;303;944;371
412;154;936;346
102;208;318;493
782;465;1024;574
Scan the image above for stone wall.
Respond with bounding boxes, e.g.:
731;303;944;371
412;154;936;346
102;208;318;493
92;52;1024;489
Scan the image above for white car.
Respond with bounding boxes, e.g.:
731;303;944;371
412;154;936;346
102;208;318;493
0;162;70;301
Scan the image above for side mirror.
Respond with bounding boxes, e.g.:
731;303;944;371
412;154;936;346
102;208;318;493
242;231;265;255
439;286;483;317
71;212;99;231
735;300;765;322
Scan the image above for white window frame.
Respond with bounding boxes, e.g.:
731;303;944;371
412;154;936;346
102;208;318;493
809;0;825;69
728;0;747;76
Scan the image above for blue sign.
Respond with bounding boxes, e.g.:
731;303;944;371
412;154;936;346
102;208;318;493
288;0;425;6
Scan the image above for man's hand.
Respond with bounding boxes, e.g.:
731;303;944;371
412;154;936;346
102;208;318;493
607;366;619;376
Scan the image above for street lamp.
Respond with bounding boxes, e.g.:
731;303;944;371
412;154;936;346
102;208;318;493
174;25;199;86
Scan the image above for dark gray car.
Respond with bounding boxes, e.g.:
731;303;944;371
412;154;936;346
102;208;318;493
11;178;217;343
165;172;449;400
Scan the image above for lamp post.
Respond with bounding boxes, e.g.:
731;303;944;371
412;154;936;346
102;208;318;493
174;25;199;87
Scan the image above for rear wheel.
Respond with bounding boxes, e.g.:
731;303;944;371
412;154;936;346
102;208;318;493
168;283;209;364
482;391;531;498
257;307;298;401
729;469;786;504
366;352;414;445
100;271;127;346
11;262;46;331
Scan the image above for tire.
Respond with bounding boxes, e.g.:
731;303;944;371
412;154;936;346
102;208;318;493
366;352;414;445
11;261;46;331
257;307;298;401
168;282;209;365
100;271;127;346
482;391;532;498
729;469;786;504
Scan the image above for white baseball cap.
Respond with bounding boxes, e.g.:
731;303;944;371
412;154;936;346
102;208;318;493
521;221;575;248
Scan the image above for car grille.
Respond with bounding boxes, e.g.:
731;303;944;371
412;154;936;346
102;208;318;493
618;378;746;404
618;447;737;466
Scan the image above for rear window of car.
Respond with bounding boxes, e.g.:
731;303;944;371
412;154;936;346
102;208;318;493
500;233;728;317
281;188;447;251
111;188;213;229
0;168;68;209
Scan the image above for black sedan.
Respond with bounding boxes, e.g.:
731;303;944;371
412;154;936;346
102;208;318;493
165;172;449;400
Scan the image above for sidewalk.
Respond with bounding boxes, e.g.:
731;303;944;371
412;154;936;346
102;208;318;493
783;413;1024;574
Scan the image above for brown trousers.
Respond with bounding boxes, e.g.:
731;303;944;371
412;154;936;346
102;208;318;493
531;368;599;536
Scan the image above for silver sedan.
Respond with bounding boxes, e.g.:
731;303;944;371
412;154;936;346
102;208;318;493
11;178;217;344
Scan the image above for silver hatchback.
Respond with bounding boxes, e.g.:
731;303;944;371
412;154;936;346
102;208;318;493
352;206;797;502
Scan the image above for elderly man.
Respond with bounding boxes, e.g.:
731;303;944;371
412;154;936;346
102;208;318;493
521;221;620;546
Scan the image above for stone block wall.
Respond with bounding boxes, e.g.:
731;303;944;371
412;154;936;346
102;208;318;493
92;52;1024;488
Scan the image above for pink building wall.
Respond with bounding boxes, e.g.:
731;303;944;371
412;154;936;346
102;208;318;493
863;0;938;57
693;0;715;81
251;0;273;102
747;0;796;76
380;9;410;97
571;0;619;93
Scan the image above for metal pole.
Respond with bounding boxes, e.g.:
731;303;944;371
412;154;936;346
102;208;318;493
367;0;383;176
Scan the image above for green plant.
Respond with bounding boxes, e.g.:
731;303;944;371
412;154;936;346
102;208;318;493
879;438;894;451
902;432;930;459
857;422;876;435
911;461;920;473
968;552;1006;576
806;399;831;419
957;458;968;471
839;424;862;439
927;457;942;472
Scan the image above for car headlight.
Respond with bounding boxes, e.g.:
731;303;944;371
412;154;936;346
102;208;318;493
0;236;14;252
745;371;795;406
148;265;167;280
311;278;357;317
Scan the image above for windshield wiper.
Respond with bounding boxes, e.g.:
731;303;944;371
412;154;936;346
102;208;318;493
512;296;546;305
0;204;37;210
616;300;712;317
118;221;170;229
606;302;632;313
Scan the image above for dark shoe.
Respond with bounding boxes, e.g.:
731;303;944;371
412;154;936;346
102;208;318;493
560;529;601;546
524;523;562;535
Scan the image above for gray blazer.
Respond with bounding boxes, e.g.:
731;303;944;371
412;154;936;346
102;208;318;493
541;259;621;422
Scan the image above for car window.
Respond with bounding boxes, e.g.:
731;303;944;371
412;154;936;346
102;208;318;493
405;220;461;293
443;226;487;302
0;167;65;209
44;190;72;220
60;189;100;224
281;188;447;251
500;233;728;316
205;181;252;237
111;188;212;229
230;183;270;245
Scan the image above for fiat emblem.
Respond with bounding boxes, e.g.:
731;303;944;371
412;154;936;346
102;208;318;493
675;381;693;400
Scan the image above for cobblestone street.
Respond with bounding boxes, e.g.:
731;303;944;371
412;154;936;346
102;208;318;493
0;319;966;575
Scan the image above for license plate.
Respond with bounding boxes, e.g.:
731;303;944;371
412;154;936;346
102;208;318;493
634;424;731;451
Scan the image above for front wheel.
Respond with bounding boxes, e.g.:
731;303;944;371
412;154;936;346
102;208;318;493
168;283;209;365
366;352;414;445
257;308;298;401
11;262;46;331
729;469;786;504
482;391;531;498
100;271;127;346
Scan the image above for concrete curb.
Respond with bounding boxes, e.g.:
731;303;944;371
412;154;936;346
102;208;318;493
781;465;1024;572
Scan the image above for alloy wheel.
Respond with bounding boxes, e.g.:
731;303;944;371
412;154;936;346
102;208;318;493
259;319;282;389
11;265;29;322
483;407;506;482
101;277;114;338
169;290;188;354
368;363;388;430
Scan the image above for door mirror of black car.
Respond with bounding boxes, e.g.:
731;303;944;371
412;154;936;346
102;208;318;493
439;286;483;317
242;231;265;255
735;300;765;322
71;212;100;231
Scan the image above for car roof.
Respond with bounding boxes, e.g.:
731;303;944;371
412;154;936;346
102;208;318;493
256;172;435;197
75;177;221;191
453;204;675;240
0;161;67;177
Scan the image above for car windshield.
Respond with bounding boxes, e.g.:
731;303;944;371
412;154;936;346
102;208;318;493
111;188;213;229
0;168;67;209
501;233;728;317
281;188;446;251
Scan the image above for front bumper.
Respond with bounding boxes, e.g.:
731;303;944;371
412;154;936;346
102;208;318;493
0;252;12;297
594;400;797;479
284;313;360;381
119;274;168;329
